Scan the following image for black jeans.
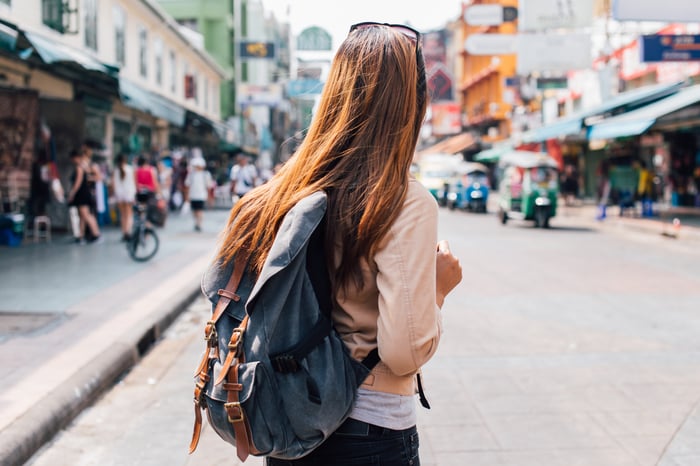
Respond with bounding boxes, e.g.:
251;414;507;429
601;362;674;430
266;418;420;466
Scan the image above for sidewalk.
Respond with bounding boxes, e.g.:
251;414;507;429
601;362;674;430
556;200;700;243
0;208;230;466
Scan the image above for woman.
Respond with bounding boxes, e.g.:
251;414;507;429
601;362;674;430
112;153;136;241
67;149;101;244
184;156;212;232
134;155;159;197
216;22;462;465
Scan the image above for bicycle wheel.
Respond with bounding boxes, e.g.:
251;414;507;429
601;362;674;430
127;227;159;262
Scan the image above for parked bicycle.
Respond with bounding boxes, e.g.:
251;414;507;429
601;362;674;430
126;192;159;262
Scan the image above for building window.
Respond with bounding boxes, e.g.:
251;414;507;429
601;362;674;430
114;6;125;66
84;0;97;51
139;26;148;78
169;50;177;94
204;76;209;111
154;37;163;85
178;18;198;32
42;0;65;33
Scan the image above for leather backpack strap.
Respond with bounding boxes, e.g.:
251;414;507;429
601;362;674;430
224;342;257;462
189;254;248;454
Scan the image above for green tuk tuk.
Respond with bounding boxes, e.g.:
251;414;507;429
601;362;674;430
497;151;559;228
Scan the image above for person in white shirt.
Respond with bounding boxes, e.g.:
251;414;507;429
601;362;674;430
112;153;136;241
229;154;258;200
185;156;213;232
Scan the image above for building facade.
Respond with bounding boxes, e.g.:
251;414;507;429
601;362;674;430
0;0;227;230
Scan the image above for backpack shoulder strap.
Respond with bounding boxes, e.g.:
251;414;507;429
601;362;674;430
269;216;381;374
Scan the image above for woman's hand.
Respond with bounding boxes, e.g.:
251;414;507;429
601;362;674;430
436;240;462;308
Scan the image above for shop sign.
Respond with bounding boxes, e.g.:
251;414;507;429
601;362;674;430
464;5;518;26
286;79;324;98
504;76;522;87
238;83;283;106
641;35;700;63
536;77;568;90
614;0;700;22
517;33;592;74
519;0;593;31
465;33;517;55
430;102;461;136
239;41;275;59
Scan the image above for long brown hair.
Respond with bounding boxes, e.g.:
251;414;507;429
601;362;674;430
217;25;428;289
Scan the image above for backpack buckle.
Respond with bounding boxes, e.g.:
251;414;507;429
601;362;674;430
271;354;299;373
224;401;245;423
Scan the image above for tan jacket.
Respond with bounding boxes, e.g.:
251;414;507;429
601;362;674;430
333;178;442;396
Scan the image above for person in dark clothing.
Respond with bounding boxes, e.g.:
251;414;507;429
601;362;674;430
30;149;51;217
561;165;579;206
67;149;101;244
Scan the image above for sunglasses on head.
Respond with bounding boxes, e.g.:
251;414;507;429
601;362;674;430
349;22;421;45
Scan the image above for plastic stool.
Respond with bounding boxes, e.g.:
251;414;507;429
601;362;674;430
33;215;51;242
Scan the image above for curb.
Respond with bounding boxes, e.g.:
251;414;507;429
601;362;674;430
0;286;202;466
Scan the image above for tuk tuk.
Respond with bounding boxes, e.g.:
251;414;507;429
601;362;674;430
446;162;490;212
497;151;559;228
415;153;462;206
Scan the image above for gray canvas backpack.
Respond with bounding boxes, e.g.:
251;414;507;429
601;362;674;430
189;192;379;461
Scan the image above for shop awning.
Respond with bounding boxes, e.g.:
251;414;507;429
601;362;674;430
119;79;186;127
588;84;700;140
417;132;475;157
473;143;514;163
521;81;685;143
22;31;119;77
0;21;18;53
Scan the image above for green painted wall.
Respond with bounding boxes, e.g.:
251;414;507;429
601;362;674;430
156;0;236;118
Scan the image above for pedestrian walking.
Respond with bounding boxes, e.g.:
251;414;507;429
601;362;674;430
184;156;212;232
135;155;159;199
81;142;108;227
66;149;101;243
213;22;462;465
229;154;258;202
169;157;188;211
112;153;136;241
596;160;611;221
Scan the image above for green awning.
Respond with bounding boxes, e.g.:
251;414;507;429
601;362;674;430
119;79;186;127
588;84;700;140
473;143;514;163
22;31;119;77
521;81;684;143
0;22;18;53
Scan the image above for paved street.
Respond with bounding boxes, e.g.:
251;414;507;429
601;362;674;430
19;206;700;466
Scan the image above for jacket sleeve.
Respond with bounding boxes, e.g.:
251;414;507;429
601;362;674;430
373;183;442;376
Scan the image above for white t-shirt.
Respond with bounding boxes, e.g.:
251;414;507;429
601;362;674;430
230;164;257;195
185;168;213;202
112;164;136;203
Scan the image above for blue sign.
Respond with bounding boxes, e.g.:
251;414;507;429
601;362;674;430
286;79;324;98
641;35;700;62
504;76;521;87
